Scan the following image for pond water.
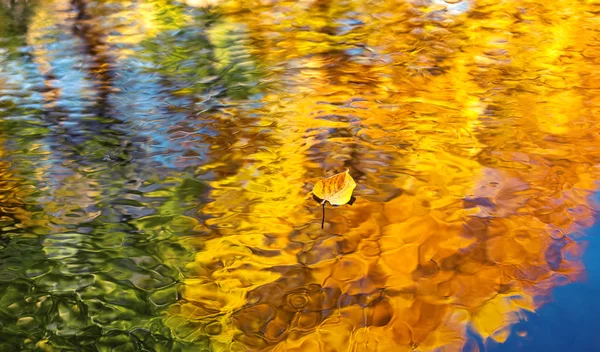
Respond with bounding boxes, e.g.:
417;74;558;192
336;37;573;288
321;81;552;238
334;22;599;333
0;0;599;351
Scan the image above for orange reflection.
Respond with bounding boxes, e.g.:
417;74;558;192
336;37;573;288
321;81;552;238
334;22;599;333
161;0;600;351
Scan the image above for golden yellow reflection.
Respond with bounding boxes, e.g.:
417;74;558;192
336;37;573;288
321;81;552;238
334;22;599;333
160;0;600;351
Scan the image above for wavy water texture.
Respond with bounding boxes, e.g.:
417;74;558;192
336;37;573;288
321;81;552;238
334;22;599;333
0;0;599;351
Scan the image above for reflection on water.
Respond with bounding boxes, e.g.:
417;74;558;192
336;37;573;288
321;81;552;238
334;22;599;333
0;0;599;350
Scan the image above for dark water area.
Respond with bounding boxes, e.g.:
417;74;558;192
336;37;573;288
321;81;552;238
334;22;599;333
1;0;600;351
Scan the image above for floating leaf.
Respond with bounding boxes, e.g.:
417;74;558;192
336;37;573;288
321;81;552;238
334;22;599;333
312;170;357;229
312;170;357;206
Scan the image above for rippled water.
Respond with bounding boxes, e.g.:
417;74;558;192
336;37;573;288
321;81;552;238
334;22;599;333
1;0;599;351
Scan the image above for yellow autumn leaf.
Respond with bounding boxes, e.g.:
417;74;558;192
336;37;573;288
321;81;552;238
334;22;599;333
312;169;357;206
312;170;357;229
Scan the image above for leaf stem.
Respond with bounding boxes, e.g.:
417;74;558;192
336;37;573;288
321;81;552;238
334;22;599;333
321;202;325;229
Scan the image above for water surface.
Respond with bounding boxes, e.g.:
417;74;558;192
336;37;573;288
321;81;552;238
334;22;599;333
1;0;599;351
